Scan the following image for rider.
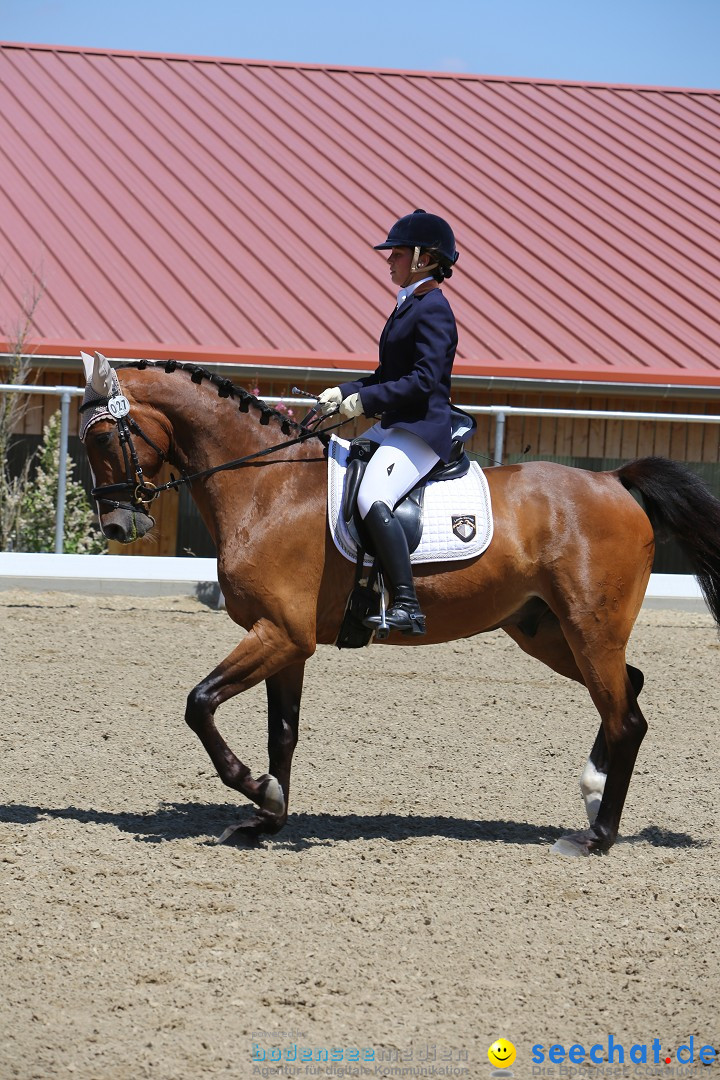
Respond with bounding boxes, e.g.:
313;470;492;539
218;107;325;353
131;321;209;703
318;209;460;636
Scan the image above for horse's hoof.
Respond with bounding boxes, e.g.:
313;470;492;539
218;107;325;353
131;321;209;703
551;828;609;857
217;820;265;845
216;809;286;845
258;774;285;816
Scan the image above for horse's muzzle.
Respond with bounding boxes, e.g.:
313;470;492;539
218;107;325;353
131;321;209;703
100;507;155;543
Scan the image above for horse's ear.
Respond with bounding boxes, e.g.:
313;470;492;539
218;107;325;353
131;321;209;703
91;350;115;397
80;351;94;384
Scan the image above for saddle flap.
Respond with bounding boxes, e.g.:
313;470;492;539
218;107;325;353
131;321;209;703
342;439;378;524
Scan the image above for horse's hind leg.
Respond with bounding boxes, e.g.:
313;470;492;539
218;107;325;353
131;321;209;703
505;612;601;821
580;664;644;825
505;613;647;849
553;627;648;855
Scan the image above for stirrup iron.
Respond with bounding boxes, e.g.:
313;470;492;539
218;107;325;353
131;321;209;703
373;572;390;640
364;575;426;637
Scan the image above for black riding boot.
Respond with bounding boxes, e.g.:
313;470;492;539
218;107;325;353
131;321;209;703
362;501;426;635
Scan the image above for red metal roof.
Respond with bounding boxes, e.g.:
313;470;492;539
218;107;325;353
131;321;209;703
1;41;720;387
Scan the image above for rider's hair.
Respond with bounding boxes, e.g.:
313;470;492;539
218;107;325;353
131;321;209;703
424;246;455;282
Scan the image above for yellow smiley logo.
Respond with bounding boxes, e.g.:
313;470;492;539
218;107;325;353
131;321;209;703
488;1039;516;1069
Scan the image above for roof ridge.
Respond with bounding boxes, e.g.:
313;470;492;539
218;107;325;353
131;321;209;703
1;40;719;95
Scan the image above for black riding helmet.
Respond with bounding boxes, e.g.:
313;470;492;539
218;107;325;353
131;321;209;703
374;209;459;276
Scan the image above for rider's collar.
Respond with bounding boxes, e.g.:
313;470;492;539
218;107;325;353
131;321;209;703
396;275;434;309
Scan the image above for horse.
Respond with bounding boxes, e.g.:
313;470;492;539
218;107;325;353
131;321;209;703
79;351;720;856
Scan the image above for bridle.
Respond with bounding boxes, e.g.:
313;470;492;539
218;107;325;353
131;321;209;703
79;399;169;512
81;361;351;514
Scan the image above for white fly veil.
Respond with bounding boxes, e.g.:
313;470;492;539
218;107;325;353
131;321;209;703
79;351;123;440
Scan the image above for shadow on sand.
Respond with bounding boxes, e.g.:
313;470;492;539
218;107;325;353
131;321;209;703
0;801;702;852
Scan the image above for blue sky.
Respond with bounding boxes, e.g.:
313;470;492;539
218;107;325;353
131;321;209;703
2;0;719;88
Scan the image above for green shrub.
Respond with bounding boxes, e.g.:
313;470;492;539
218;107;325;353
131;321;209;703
17;410;106;554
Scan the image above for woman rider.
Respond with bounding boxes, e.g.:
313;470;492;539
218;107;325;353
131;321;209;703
318;209;460;636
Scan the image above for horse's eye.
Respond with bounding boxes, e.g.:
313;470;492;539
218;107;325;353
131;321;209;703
93;430;114;447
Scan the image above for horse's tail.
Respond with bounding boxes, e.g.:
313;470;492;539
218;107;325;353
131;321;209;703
615;456;720;626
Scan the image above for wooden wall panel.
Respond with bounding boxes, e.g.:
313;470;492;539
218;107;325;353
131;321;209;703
503;402;527;459
685;418;705;463
651;411;672;457
618;398;640;460
602;404;622;460
700;420;720;463
515;392;542;462
552;390;575;459
669;404;689;461
588;397;607;457
636;411;656;458
570;397;591;458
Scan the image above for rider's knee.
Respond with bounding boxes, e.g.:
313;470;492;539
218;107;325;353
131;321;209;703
358;489;391;520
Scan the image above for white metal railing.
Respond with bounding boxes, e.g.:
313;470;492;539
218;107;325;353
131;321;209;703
2;384;720;553
460;403;720;467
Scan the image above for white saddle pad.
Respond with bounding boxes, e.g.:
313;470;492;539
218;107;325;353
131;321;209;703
327;435;493;566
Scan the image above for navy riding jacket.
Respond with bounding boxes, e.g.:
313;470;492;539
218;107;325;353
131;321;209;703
338;286;458;463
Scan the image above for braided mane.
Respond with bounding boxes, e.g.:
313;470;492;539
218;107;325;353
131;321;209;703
116;359;301;436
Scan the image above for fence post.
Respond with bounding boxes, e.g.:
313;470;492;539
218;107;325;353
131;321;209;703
54;390;71;554
493;411;506;465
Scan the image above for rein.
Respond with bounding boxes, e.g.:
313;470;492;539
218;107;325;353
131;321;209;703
84;361;352;512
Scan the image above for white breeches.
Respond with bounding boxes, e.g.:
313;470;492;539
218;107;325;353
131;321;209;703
357;424;440;520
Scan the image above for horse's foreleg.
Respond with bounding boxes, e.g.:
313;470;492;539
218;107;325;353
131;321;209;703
213;662;306;845
184;625;311;836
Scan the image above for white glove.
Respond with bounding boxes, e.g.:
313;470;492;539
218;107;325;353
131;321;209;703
339;392;364;419
317;386;343;415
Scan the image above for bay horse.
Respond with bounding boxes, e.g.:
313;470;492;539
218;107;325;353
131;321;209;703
80;352;720;856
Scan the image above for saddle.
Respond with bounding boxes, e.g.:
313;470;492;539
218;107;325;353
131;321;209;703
342;406;477;557
337;406;477;649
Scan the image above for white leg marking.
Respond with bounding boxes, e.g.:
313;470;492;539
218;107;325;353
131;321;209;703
580;758;606;825
261;775;285;816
